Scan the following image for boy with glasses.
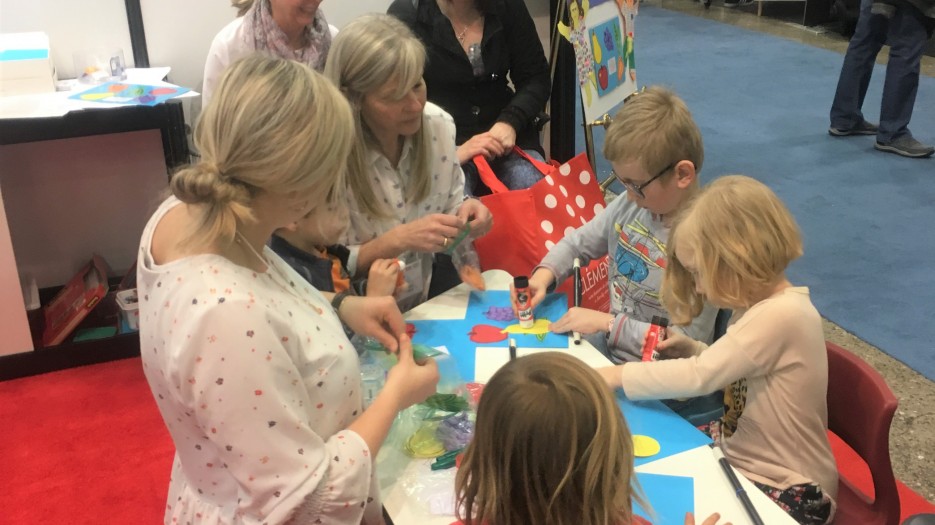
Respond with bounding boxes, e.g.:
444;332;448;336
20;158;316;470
514;86;719;423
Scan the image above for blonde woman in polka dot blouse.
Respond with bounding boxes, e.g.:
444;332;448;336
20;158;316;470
139;55;439;525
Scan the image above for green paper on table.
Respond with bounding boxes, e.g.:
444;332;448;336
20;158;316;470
363;339;443;362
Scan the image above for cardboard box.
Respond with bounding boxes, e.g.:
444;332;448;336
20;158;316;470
42;255;110;347
0;32;57;97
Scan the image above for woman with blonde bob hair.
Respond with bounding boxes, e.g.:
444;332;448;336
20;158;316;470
599;176;838;525
139;54;439;525
324;14;492;312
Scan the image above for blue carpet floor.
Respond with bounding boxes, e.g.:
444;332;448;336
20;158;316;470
579;6;935;380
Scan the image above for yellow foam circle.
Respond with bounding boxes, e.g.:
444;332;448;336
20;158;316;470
632;434;661;457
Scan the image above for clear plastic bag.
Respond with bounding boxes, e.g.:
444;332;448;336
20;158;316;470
376;352;476;514
451;239;486;291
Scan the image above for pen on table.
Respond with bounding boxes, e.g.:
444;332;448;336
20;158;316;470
573;257;582;345
509;338;517;361
710;444;765;525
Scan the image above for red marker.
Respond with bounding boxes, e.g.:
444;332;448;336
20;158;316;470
641;316;669;362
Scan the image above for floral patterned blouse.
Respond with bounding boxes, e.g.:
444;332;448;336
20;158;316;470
138;197;382;525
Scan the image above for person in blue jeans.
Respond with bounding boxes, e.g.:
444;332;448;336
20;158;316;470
829;0;934;158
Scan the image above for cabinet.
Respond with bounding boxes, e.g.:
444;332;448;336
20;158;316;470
0;101;187;380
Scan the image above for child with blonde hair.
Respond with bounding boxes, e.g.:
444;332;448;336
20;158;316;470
598;175;838;524
455;352;727;525
513;86;720;424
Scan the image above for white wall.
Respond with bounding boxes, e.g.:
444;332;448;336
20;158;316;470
0;0;134;80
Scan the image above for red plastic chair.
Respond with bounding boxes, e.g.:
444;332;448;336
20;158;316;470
826;341;900;525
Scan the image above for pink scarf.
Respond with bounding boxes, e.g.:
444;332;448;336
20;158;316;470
242;0;331;72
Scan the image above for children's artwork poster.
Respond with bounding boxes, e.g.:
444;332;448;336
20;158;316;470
69;82;190;106
558;0;639;121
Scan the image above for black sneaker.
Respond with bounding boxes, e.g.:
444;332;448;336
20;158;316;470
724;0;754;6
874;136;935;158
828;120;879;136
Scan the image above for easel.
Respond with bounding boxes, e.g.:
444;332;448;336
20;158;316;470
547;0;634;197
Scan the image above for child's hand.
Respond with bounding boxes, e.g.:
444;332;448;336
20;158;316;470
685;512;729;525
367;259;401;297
550;307;614;335
654;329;703;359
510;268;552;315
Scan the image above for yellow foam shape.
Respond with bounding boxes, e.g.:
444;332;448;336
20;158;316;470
80;93;113;100
502;318;551;335
633;435;661;457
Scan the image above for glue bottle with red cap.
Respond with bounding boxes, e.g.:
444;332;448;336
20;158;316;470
641;316;669;362
514;276;535;329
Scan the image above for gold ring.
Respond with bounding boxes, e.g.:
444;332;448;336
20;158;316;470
442;237;449;248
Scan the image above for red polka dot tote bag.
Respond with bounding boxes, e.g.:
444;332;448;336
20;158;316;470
474;148;611;312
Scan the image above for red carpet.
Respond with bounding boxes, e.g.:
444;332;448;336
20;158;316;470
1;357;932;524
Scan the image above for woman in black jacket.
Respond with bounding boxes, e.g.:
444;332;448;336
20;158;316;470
388;0;552;196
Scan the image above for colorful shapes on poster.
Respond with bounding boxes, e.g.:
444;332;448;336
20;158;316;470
468;324;508;344
633;434;661;457
69;82;190;106
483;306;515;322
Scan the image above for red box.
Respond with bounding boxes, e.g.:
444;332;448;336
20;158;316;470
41;255;110;347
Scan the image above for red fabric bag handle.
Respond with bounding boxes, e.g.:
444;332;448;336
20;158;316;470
472;146;553;195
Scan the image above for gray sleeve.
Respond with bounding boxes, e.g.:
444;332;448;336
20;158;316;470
537;194;624;286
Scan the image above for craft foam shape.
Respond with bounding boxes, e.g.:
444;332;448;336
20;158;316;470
501;318;551;335
617;390;711;467
409;290;569;382
633;472;694;525
633;434;661;457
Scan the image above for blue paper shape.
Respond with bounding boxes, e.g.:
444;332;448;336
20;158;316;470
409;290;569;382
618;391;712;466
634;472;694;525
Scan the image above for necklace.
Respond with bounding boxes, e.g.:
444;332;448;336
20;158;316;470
235;230;267;270
455;16;482;44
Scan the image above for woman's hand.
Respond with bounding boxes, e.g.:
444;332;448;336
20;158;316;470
654;329;704;360
488;122;517;151
457;198;493;237
337;295;406;353
382;334;440;410
394;213;464;253
550;307;614;335
366;259;401;297
457;133;506;164
685;512;730;525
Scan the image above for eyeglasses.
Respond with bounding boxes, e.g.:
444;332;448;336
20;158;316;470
615;161;676;199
